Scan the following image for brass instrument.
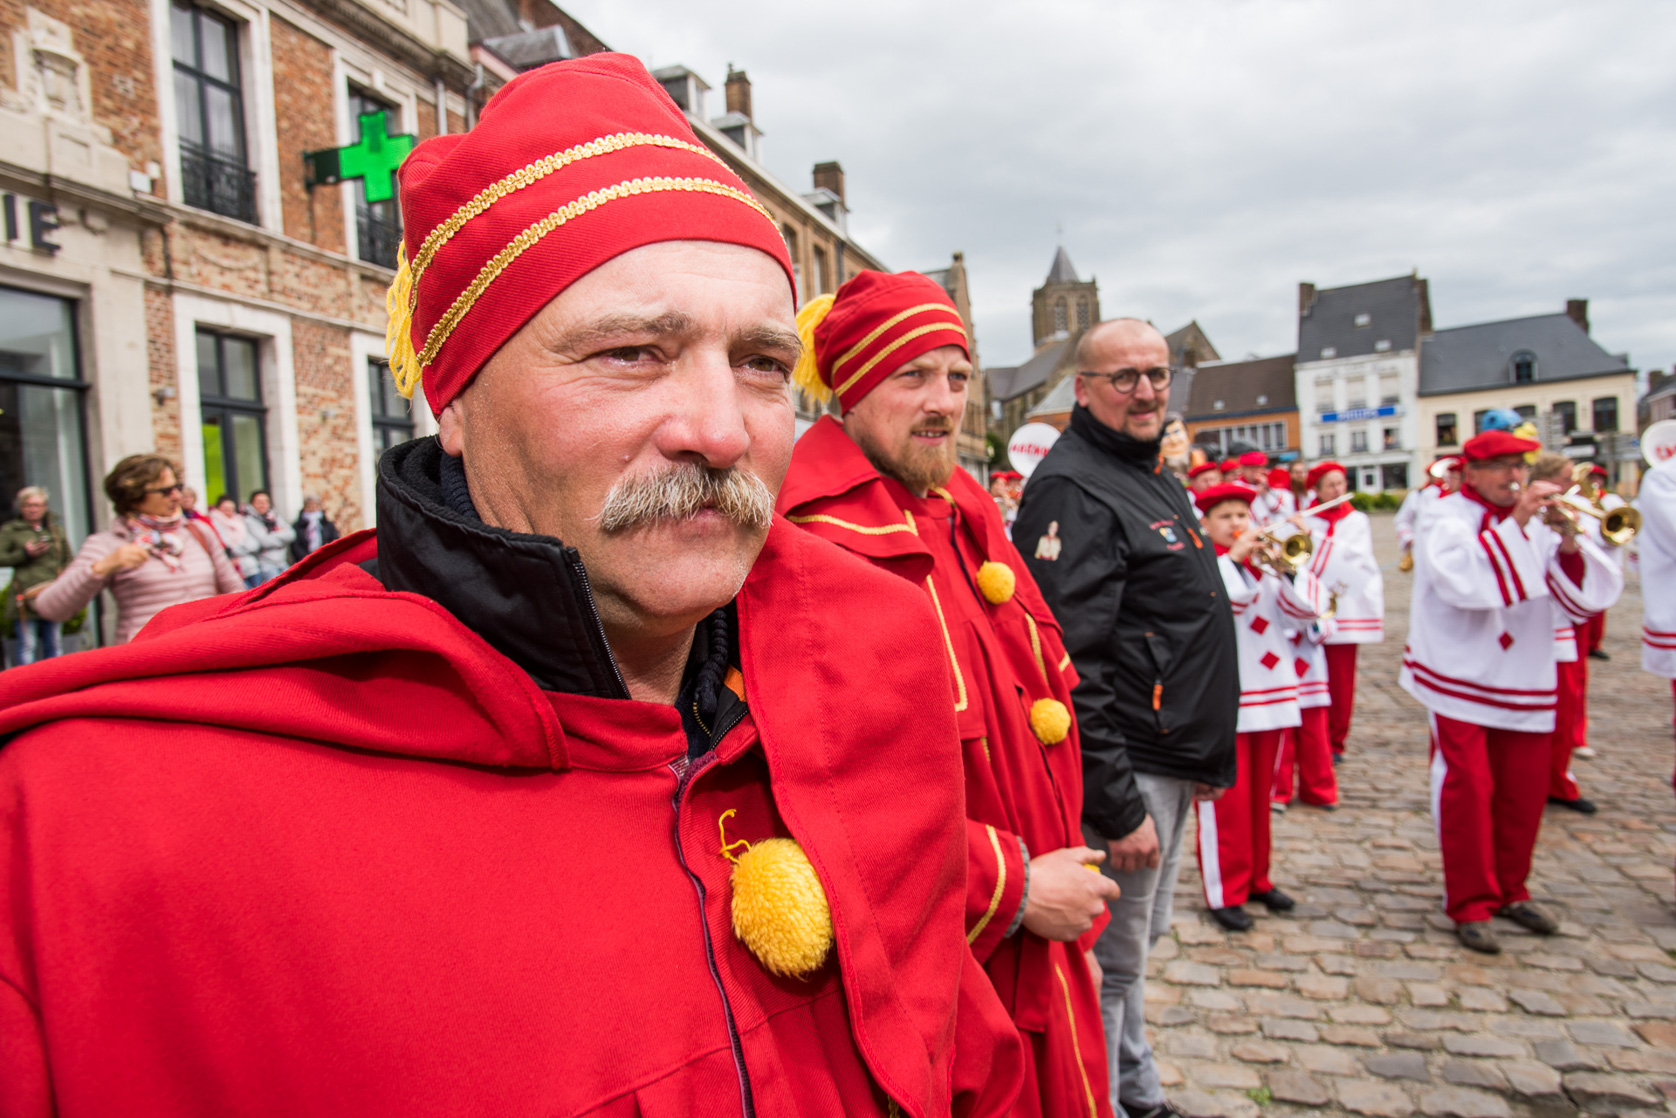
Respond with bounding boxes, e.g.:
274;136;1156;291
1247;491;1355;575
1555;491;1640;546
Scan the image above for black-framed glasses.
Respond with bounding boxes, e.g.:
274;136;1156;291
1077;366;1175;393
145;483;185;496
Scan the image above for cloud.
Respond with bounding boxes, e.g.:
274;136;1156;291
563;0;1676;374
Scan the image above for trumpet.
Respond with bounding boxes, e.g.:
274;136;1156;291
1247;491;1356;574
1546;490;1640;546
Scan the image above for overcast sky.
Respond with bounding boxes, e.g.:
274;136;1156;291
564;0;1676;379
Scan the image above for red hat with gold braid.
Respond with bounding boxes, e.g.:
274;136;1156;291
386;53;795;416
794;270;970;413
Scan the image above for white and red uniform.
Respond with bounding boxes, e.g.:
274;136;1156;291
1254;486;1295;528
1401;486;1622;923
1549;565;1586;803
1638;465;1676;744
1197;549;1326;908
1582;491;1626;654
1273;613;1338;807
1395;485;1444;552
1301;501;1384;754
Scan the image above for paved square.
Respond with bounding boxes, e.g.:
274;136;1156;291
1145;511;1676;1118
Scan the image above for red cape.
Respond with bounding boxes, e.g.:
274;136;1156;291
781;417;1113;1118
0;521;1022;1117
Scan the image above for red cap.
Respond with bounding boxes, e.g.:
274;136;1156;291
1266;467;1291;488
1306;460;1346;490
799;270;969;412
389;53;795;415
1430;454;1462;471
1462;430;1541;461
1194;482;1259;513
1219;458;1239;472
1238;451;1268;468
1187;462;1220;479
1589;464;1608;477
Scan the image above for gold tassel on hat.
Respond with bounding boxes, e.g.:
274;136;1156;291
791;294;835;404
384;241;421;400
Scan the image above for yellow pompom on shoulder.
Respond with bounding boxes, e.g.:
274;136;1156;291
975;560;1015;605
729;836;834;979
1028;697;1071;745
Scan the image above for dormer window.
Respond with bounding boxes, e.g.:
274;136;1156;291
1354;313;1371;327
1321;346;1337;359
1374;339;1392;352
1256;394;1269;406
1213;400;1225;411
1511;351;1537;383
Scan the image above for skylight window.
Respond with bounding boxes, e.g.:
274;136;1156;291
1354;313;1371;327
1321;347;1337;359
1374;339;1392;352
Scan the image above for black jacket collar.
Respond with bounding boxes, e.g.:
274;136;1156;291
373;438;630;698
1069;404;1164;469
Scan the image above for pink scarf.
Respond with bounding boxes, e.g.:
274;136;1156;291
123;512;189;572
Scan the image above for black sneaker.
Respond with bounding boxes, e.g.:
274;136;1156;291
1587;649;1610;661
1250;888;1295;912
1498;901;1559;935
1210;905;1253;931
1547;795;1598;815
1124;1101;1187;1118
1457;921;1500;954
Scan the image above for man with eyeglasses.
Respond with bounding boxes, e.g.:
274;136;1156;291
1017;318;1239;1118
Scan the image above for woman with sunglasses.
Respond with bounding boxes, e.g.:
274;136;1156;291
32;455;245;645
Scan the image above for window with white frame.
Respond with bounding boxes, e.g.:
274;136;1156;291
1319;432;1335;456
1350;429;1368;453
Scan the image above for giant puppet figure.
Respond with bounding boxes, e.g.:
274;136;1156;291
777;270;1118;1118
0;57;1027;1117
1400;430;1621;955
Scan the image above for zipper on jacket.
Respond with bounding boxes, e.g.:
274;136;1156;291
564;550;630;699
670;754;757;1118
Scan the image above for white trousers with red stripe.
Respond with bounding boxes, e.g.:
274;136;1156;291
1428;712;1549;923
1196;730;1282;909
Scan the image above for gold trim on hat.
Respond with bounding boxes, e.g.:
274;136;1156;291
833;319;969;398
416;176;776;371
831;303;965;375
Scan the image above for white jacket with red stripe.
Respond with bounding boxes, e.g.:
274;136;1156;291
1288;613;1335;710
1219;553;1327;732
1639;464;1676;679
1300;507;1384;644
1254;488;1295;528
1401;489;1622;732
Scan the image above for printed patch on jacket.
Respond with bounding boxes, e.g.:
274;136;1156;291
1250;616;1270;635
1034;520;1062;561
1150;518;1186;551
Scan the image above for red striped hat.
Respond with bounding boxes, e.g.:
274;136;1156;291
386;53;794;415
795;270;969;412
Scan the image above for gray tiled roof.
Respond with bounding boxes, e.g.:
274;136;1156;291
990;339;1072;402
453;0;520;42
1419;313;1632;396
1184;354;1298;419
480;25;573;69
1027;375;1077;419
1046;246;1080;285
1299;275;1424;363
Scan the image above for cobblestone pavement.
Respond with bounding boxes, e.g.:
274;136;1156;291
1146;511;1676;1118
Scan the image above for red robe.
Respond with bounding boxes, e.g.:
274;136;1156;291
780;417;1114;1118
0;523;1022;1117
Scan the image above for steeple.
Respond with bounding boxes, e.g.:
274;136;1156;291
1046;245;1080;285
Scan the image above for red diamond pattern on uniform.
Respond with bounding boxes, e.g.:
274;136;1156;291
1261;651;1281;670
1250;616;1270;635
1295;658;1310;677
1498;632;1515;650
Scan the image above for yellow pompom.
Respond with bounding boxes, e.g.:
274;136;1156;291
729;837;834;978
976;560;1016;605
1029;697;1071;745
384;240;421;400
791;294;836;405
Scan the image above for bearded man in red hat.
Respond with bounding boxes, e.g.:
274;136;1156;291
0;56;1025;1117
778;270;1119;1118
1400;430;1621;954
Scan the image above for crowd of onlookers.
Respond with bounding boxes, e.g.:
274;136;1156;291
0;455;341;663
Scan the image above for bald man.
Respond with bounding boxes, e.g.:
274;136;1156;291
1018;318;1240;1118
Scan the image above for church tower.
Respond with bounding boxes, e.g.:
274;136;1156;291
1031;246;1100;348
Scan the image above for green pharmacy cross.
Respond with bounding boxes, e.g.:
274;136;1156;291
303;112;416;204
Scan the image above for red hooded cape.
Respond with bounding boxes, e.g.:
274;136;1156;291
0;521;1022;1117
780;417;1113;1118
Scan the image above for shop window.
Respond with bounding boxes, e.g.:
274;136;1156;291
367;357;413;459
1436;413;1457;447
1381;463;1408;491
0;286;91;549
197;330;268;505
349;89;402;269
1592;396;1618;432
172;1;256;223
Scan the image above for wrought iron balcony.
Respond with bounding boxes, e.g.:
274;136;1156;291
179;144;258;224
356;199;402;270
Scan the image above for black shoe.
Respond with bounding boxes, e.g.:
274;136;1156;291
1498;901;1559;935
1331;752;1343;766
1457;921;1501;954
1250;887;1296;912
1548;795;1597;814
1210;905;1253;931
1587;649;1610;661
1124;1101;1187;1118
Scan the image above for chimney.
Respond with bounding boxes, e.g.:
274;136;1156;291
724;66;752;119
1298;282;1316;316
812;161;845;206
1566;298;1589;334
